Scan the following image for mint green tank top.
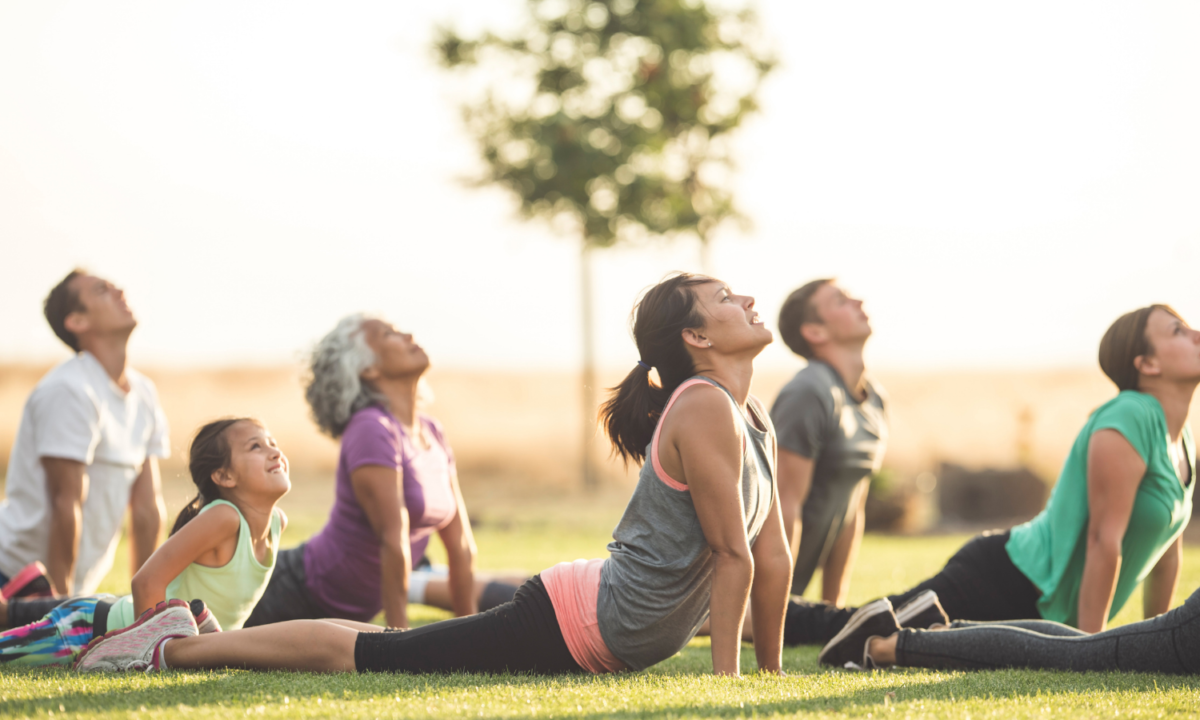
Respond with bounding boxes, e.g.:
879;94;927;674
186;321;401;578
1006;391;1194;626
108;500;282;631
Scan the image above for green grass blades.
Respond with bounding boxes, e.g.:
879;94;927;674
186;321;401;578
8;520;1200;719
2;662;1199;719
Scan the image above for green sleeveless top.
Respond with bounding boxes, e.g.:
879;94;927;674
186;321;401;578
109;500;282;631
1006;391;1194;626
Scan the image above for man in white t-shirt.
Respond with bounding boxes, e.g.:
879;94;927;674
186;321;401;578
0;270;169;608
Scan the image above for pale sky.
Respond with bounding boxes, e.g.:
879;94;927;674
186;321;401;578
2;0;1198;371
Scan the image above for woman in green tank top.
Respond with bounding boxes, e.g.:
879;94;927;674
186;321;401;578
781;303;1200;650
1007;304;1197;632
0;417;290;666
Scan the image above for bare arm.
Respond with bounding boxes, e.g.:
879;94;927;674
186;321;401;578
437;465;478;617
666;386;753;676
131;504;240;618
1144;536;1181;619
42;457;87;595
1078;429;1144;633
776;448;814;564
351;465;411;629
821;480;869;607
128;457;166;575
749;495;792;673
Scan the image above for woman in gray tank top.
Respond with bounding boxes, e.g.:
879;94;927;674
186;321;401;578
75;273;794;678
597;272;791;674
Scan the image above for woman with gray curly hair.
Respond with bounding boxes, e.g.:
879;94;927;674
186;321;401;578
243;314;518;628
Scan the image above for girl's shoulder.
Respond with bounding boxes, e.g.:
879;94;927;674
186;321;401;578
176;501;242;551
196;500;244;528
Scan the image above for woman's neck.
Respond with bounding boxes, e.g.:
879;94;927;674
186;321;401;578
1142;379;1198;441
692;353;757;406
375;374;421;429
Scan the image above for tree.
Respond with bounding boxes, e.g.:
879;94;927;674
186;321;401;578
436;0;775;487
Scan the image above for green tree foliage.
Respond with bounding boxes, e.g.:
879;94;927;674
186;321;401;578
435;0;776;248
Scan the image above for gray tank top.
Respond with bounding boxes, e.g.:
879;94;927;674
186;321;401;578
596;376;777;670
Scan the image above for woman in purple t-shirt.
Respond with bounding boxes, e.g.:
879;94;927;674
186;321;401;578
244;314;502;628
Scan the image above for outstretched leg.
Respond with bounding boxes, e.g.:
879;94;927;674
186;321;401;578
876;589;1200;674
785;531;1041;646
165;620;359;672
160;576;583;675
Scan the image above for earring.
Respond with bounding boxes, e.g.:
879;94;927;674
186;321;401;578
707;342;712;347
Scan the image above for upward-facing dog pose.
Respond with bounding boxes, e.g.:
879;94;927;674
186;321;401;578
0;418;289;667
773;279;887;605
788;304;1197;648
74;272;793;676
0;270;170;626
242;314;513;629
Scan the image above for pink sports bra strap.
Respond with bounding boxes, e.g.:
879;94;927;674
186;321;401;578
650;378;722;491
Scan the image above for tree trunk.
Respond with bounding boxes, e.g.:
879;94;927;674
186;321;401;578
580;242;597;489
698;236;713;276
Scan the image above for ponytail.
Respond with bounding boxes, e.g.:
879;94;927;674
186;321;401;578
600;272;713;464
171;417;253;536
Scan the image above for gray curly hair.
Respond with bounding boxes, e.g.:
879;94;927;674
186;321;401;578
304;313;388;438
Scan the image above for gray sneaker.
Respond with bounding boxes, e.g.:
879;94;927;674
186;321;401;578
74;599;197;672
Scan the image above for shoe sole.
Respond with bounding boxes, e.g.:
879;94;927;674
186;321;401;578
818;598;893;666
74;600;195;672
895;590;939;626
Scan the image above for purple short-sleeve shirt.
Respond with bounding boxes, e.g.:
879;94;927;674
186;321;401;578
303;406;458;620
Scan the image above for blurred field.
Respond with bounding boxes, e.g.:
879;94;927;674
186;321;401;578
3;361;1199;539
7;361;1193;488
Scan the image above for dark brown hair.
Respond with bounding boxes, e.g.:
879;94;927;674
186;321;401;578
171;417;256;536
600;272;713;464
778;278;834;359
43;269;87;352
1098;304;1185;392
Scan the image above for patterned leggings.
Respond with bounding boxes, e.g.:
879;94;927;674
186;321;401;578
0;596;111;667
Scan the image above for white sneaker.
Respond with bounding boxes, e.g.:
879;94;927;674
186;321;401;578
74;599;198;672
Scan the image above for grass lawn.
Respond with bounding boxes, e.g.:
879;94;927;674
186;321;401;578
3;500;1200;719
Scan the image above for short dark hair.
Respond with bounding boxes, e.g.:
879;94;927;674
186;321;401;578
43;269;87;352
1098;304;1185;391
778;278;834;359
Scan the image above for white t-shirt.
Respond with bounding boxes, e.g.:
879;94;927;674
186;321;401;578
0;352;170;593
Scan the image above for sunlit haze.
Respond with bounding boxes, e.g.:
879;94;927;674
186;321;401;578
2;1;1198;371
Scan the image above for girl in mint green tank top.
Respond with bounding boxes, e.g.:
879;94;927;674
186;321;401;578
0;418;290;667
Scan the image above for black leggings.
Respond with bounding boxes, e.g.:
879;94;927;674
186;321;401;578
354;575;583;674
7;597;70;628
244;545;524;627
5;595;118;634
897;586;1200;673
784;530;1041;645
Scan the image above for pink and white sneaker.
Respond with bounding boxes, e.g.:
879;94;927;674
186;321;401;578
74;599;197;672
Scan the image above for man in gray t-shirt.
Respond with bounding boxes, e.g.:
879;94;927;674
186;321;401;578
772;279;887;603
